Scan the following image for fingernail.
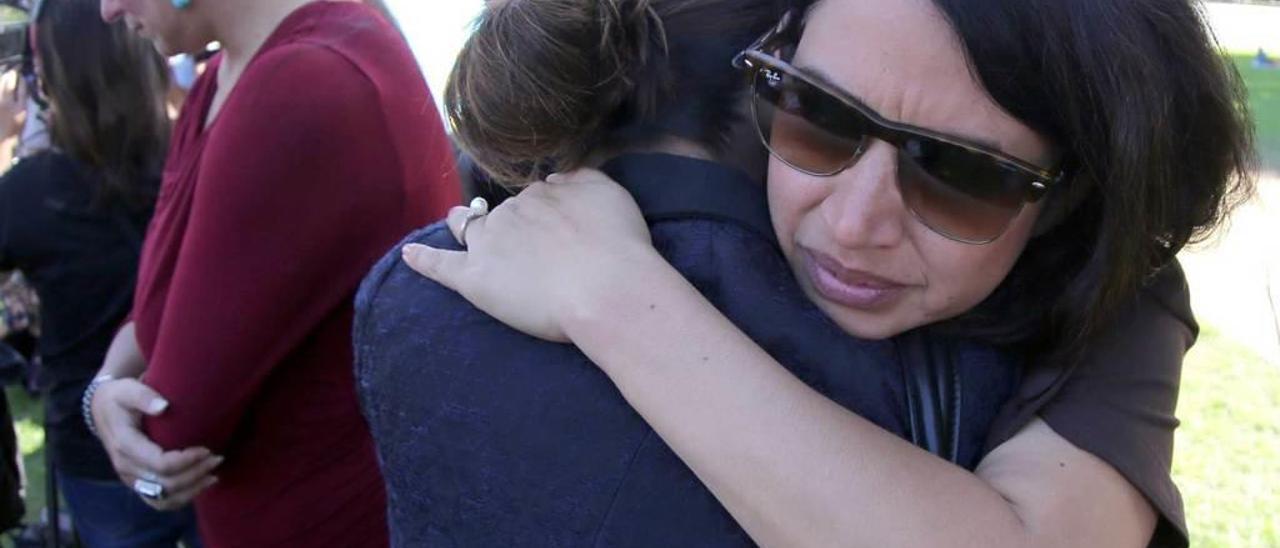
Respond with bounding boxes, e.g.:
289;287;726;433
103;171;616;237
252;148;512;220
212;456;225;467
147;399;169;414
401;245;422;265
402;244;425;259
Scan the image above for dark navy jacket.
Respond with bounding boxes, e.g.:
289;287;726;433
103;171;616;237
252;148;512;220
354;154;1018;547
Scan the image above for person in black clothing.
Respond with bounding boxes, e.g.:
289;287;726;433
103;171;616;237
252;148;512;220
0;0;200;546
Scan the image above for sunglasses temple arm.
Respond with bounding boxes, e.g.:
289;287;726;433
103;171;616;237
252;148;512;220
733;9;801;70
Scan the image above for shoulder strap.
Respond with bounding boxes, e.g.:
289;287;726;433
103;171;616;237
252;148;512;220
895;329;962;463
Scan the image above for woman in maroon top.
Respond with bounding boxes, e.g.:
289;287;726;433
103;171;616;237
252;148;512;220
85;0;459;545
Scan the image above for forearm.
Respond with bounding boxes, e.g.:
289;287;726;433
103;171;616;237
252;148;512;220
99;322;147;379
566;253;1031;547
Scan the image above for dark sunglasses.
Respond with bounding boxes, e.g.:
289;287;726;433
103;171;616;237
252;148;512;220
733;12;1065;244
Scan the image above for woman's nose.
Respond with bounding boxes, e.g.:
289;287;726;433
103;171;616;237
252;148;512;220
818;140;909;250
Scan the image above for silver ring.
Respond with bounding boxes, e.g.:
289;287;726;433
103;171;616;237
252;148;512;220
141;471;160;483
458;212;485;248
133;478;165;500
457;198;491;248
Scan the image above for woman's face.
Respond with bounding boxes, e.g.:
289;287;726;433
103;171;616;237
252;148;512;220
99;0;206;56
768;0;1056;340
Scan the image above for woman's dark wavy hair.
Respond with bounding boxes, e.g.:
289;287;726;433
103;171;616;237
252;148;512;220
36;0;170;212
454;0;1254;369
909;0;1256;364
446;0;791;185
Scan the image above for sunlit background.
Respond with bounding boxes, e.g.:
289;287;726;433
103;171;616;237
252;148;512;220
386;0;484;120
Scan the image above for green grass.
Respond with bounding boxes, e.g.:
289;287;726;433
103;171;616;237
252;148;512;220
1235;54;1280;171
5;386;46;526
1172;327;1280;547
0;7;23;25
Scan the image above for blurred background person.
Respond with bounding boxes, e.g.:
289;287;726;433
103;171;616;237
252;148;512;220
0;0;202;546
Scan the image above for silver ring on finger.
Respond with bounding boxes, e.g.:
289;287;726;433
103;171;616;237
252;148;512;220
458;200;490;248
141;470;160;483
133;478;165;501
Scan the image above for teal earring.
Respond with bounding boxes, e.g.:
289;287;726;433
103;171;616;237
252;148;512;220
172;0;191;9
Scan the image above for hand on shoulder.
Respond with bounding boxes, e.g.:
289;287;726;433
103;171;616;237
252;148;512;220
403;169;664;342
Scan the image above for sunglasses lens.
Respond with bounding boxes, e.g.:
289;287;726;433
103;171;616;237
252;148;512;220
752;68;866;175
897;151;1027;243
748;58;1042;244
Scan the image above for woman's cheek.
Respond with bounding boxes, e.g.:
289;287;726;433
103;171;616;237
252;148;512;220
767;166;829;253
914;242;1002;321
919;202;1046;320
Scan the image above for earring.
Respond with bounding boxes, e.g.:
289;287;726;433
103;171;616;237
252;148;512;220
172;0;192;9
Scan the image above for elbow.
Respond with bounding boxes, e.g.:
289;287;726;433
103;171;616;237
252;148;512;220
143;411;229;453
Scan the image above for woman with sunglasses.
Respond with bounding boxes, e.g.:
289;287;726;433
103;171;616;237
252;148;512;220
82;0;459;546
403;0;1254;545
0;0;204;545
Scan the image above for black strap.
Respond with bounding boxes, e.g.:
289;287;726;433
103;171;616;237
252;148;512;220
895;329;961;463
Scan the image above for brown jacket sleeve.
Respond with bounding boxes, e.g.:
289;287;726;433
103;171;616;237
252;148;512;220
985;262;1195;547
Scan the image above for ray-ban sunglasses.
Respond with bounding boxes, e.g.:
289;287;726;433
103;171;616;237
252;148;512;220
733;11;1066;244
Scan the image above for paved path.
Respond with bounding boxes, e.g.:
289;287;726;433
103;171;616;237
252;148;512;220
1179;174;1280;364
1182;5;1280;363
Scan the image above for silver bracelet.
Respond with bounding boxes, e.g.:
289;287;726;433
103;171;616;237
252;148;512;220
81;374;116;438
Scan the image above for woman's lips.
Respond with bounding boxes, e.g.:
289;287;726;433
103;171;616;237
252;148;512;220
802;249;910;311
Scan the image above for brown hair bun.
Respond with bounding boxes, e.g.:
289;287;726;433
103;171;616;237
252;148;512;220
445;0;667;185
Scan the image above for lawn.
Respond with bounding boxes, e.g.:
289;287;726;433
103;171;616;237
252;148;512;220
1235;54;1280;170
5;386;48;528
1173;327;1280;546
